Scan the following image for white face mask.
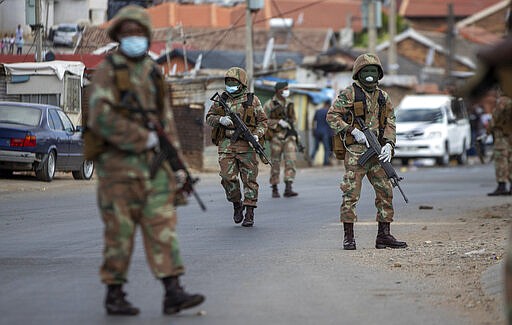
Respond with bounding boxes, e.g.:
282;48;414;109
281;89;290;98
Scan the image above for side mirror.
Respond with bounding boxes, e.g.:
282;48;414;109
448;118;456;125
75;125;83;132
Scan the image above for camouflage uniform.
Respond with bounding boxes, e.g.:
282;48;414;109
88;7;185;285
263;96;297;185
206;67;267;208
488;95;512;192
327;53;406;250
326;54;396;224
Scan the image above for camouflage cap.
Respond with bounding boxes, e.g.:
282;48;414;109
107;5;152;42
225;67;248;87
352;53;384;80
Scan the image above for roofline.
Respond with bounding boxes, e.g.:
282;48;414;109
455;0;511;29
376;28;476;70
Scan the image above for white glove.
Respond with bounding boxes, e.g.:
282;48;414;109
175;169;187;185
378;143;393;163
145;131;159;149
278;119;290;129
219;116;233;127
249;135;258;148
351;128;369;147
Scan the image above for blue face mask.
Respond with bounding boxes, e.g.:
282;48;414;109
119;36;148;58
226;85;239;93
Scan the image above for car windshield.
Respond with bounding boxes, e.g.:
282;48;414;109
0;105;41;126
396;108;443;123
58;26;77;32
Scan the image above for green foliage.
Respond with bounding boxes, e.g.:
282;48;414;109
353;10;409;48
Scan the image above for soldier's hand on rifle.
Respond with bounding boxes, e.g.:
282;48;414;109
219;116;233;127
248;135;259;148
278;119;290;129
145;131;160;149
378;143;393;163
351;128;369;147
175;169;187;185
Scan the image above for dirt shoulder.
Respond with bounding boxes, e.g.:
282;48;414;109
349;200;511;325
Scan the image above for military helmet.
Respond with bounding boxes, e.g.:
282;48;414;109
225;67;248;87
107;5;152;42
352;53;384;80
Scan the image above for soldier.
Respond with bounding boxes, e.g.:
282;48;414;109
206;67;267;227
264;81;299;198
326;53;407;250
87;5;204;316
487;92;512;195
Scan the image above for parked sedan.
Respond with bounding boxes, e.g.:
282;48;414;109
0;101;94;181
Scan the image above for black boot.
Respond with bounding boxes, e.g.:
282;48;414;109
242;206;254;227
376;222;407;249
271;185;280;198
162;276;205;315
105;284;140;316
487;182;508;196
283;181;298;197
343;223;356;250
233;201;244;224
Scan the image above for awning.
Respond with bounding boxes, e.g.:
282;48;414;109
3;60;85;85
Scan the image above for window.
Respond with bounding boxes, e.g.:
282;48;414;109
48;109;64;131
64;74;81;113
57;110;75;132
21;94;59;106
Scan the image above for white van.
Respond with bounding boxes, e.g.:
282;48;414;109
394;95;471;166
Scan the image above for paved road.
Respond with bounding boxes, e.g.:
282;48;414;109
0;163;501;325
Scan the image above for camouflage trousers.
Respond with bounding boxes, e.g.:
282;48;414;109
340;144;393;223
270;135;297;185
97;170;184;284
219;150;259;207
493;133;512;183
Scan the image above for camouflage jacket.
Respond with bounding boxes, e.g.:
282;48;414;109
490;96;512;135
326;81;396;147
206;91;267;153
88;52;182;180
263;95;296;139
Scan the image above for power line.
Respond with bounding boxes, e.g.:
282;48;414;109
269;0;325;53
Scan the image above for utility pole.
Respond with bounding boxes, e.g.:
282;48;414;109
35;0;43;62
368;0;377;53
245;0;254;92
387;0;397;75
446;2;455;88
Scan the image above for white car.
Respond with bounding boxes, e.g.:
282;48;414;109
394;95;471;166
52;24;80;47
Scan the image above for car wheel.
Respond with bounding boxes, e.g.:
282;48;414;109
36;150;56;182
457;142;468;165
436;143;450;166
400;158;409;166
72;160;94;180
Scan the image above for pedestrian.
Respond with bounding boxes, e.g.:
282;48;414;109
486;91;512;196
310;99;334;166
206;67;267;227
263;81;299;198
15;25;23;55
326;53;407;250
1;33;8;54
87;5;204;316
8;33;15;54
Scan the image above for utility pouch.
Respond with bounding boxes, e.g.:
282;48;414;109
332;133;346;160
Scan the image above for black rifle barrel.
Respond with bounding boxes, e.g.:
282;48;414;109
355;117;409;203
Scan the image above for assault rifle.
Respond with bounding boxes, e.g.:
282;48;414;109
283;117;305;153
120;94;206;211
355;117;409;203
210;92;272;166
149;122;207;211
